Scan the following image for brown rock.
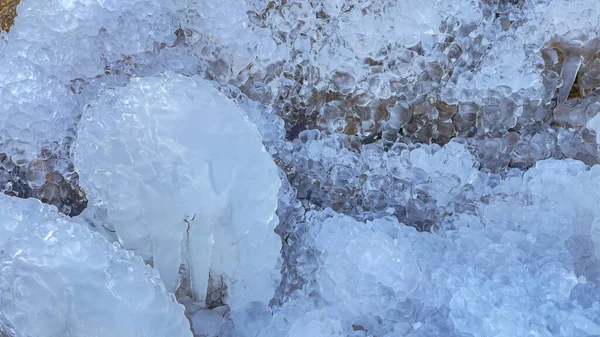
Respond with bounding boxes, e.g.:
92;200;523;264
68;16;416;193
0;0;20;32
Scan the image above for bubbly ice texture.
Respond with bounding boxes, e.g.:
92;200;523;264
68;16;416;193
263;142;600;337
0;194;191;337
73;72;282;312
4;0;600;209
0;0;285;212
3;0;600;336
0;0;210;215
274;134;484;230
0;0;189;164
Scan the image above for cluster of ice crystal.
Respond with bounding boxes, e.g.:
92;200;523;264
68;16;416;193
73;72;282;313
0;0;187;160
2;0;600;336
0;0;19;31
268;143;600;337
0;194;191;337
277;136;486;230
0;0;282;209
0;0;197;213
4;0;600;208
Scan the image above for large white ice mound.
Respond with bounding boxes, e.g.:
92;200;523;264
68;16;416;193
0;194;191;337
73;72;282;311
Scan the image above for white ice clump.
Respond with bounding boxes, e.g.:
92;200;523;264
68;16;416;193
73;72;281;311
314;214;421;313
0;0;189;165
336;0;442;55
452;0;600;104
0;194;191;337
586;109;600;144
454;34;546;103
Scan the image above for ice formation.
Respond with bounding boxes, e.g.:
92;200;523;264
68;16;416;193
0;0;181;161
0;194;191;337
73;72;281;312
0;0;190;214
2;0;600;336
264;143;600;337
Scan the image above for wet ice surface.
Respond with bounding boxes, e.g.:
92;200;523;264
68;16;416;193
0;195;191;337
73;72;281;313
1;0;600;336
272;152;600;337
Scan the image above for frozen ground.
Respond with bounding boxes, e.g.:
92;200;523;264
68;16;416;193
1;0;600;336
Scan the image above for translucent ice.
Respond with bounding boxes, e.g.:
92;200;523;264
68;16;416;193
4;0;600;336
0;0;188;164
0;194;191;337
587;110;600;144
264;142;600;337
184;0;280;77
73;72;281;311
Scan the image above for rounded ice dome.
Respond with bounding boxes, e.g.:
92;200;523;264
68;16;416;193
73;72;282;312
0;194;191;337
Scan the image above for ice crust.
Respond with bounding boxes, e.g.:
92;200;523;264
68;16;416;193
0;0;189;164
73;72;281;312
265;144;600;337
0;194;191;337
2;0;600;336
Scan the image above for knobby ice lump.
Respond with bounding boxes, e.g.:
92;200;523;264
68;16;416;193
73;72;282;313
0;194;191;337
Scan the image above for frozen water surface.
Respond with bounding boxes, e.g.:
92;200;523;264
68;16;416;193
1;0;600;336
